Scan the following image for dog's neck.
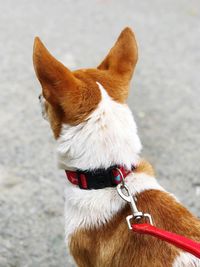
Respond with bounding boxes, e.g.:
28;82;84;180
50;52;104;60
57;82;142;171
57;83;167;239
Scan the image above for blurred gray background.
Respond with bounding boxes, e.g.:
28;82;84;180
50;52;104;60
0;0;200;266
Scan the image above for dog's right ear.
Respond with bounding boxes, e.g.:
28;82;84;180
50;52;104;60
33;37;78;105
97;27;138;83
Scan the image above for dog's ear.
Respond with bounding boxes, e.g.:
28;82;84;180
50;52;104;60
33;37;79;105
97;27;138;82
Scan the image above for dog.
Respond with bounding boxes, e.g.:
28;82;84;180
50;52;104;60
33;27;200;267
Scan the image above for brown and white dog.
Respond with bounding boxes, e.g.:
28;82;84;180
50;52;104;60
33;27;200;267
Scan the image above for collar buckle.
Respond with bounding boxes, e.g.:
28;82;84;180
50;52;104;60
66;165;134;190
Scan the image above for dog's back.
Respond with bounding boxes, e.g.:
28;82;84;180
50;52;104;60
33;28;200;266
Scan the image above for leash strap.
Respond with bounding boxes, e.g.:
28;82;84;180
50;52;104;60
132;223;200;259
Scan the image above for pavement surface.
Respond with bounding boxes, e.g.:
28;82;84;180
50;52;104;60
0;0;200;266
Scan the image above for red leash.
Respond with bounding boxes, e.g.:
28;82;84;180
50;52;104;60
132;223;200;259
116;172;200;259
116;181;200;259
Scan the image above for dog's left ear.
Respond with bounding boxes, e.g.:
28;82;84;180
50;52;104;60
98;27;138;82
33;37;80;106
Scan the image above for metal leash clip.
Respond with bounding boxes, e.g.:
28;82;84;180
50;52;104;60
116;168;153;230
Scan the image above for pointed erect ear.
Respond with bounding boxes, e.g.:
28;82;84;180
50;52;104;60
33;37;79;105
97;27;138;81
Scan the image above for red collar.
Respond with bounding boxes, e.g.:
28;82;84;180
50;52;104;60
65;165;134;190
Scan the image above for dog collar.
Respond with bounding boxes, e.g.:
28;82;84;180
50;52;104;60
65;165;135;190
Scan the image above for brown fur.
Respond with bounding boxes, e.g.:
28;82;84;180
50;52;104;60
135;159;155;176
33;28;200;266
70;164;200;267
33;27;138;138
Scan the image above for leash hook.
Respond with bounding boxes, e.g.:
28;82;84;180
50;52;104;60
116;168;153;229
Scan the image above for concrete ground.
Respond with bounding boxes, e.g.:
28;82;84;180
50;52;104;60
0;0;199;266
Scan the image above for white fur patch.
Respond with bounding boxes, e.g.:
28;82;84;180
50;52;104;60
56;82;166;240
57;82;142;170
64;172;165;240
125;172;165;195
173;252;200;267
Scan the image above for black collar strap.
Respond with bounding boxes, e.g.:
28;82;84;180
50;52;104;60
65;165;135;190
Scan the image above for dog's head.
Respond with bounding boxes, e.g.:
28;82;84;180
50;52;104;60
33;27;138;139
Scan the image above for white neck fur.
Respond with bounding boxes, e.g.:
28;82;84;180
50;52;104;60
57;82;142;171
54;83;195;267
56;82;165;239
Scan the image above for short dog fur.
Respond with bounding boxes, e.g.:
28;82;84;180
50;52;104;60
33;27;200;266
